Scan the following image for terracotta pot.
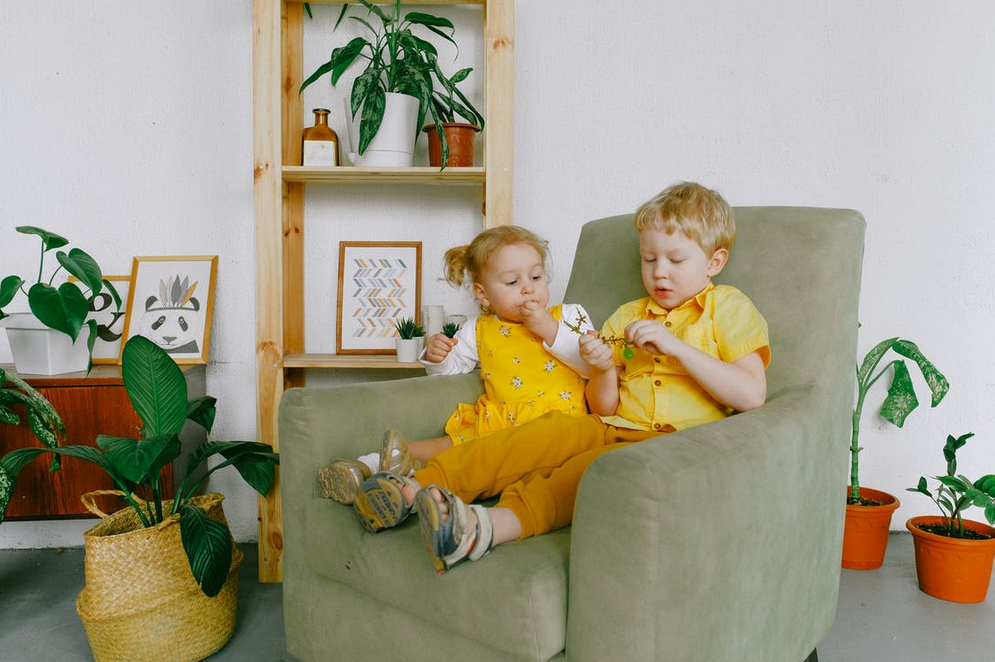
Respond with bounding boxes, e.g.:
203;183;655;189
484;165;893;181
906;515;995;603
423;123;480;167
841;486;900;570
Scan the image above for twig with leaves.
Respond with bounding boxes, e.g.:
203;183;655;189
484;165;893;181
565;313;634;360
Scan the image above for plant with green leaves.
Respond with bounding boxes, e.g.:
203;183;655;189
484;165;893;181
907;432;995;538
0;226;120;364
441;321;460;338
393;317;425;340
849;337;949;504
300;0;484;166
0;366;65;496
0;335;279;597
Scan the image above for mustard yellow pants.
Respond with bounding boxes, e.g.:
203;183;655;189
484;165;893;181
412;411;657;539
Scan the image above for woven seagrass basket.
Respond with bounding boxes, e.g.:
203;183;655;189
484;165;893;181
75;492;242;662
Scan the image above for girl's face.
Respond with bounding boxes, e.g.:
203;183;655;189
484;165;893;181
472;243;550;322
639;227;727;310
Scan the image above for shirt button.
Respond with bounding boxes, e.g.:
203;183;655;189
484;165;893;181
654;380;662;386
652;422;663;431
654;357;661;363
665;321;672;327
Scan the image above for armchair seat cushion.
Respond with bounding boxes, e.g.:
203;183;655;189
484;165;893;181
305;497;571;661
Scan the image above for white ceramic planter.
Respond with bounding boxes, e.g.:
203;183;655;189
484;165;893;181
344;92;420;167
395;337;424;364
1;313;90;375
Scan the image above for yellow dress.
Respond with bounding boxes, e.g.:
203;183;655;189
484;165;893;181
444;305;588;444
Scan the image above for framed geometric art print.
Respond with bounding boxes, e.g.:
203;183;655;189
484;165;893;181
336;241;421;354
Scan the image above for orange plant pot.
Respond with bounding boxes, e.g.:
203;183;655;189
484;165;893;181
423;123;480;167
906;515;995;603
841;486;900;570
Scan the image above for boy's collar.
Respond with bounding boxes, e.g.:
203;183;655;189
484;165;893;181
646;281;715;315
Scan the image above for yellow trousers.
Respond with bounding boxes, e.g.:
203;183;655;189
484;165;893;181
413;411;657;539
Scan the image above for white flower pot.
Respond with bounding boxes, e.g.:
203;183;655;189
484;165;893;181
1;313;90;375
344;92;420;167
395;337;424;364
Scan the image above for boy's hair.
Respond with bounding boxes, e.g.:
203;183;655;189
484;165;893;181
443;225;549;293
634;182;736;254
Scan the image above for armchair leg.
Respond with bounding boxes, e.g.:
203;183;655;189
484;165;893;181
803;650;818;662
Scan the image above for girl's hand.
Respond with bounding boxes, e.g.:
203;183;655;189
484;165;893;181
579;330;615;373
521;300;558;345
625;319;682;356
424;333;457;363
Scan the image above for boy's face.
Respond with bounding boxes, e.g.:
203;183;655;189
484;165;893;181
639;226;728;310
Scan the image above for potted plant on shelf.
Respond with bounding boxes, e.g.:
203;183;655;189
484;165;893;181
0;335;279;662
300;0;484;169
393;316;425;363
842;336;949;570
905;431;995;603
441;320;461;338
422;60;484;168
0;225;120;375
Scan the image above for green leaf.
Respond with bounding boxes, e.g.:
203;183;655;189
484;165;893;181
351;68;382;117
0;275;24;308
183;441;279;497
57;248;103;294
27;281;89;340
329;37;369;86
986;502;995;525
0;405;18;425
857;337;898;386
975;474;995;496
908;476;931;496
358;85;387;154
879;360;918;428
892;339;950;407
98;434;177;485
0;465;15;524
186;396;217;433
178;504;233;597
449;67;472;85
15;226;69;252
122;336;188;438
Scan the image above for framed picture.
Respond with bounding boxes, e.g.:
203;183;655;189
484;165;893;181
121;256;218;364
69;275;132;364
337;241;421;354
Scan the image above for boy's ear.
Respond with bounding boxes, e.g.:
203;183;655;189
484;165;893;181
707;248;729;277
472;282;490;309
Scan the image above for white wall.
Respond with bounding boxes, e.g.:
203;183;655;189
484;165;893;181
2;0;994;548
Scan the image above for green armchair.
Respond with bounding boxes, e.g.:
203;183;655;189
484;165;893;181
279;207;865;662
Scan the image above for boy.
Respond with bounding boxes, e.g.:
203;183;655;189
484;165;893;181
353;181;770;574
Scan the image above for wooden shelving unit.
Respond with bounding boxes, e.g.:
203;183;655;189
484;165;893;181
252;0;513;581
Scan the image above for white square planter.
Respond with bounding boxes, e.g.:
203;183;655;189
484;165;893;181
1;314;90;375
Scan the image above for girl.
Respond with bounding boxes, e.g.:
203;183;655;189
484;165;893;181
319;225;594;504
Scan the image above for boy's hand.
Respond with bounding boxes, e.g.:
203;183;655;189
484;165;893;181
579;330;615;373
521;300;558;345
624;319;682;356
424;333;457;363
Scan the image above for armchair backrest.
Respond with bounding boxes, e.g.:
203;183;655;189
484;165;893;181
563;207;866;395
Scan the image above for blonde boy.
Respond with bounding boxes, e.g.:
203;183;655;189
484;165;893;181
354;182;771;574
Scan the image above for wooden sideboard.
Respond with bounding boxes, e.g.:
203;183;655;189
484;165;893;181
1;364;205;519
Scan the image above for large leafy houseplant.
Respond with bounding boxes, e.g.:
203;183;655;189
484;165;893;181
849;337;949;504
300;0;484;166
907;432;995;538
0;335;279;597
0;225;120;365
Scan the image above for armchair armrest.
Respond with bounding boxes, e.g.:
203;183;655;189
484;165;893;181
566;385;846;662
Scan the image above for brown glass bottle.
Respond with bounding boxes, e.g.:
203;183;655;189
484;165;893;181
301;108;339;166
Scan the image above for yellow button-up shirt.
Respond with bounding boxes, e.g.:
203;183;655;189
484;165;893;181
599;283;770;432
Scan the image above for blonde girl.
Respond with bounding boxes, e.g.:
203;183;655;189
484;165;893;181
320;225;594;504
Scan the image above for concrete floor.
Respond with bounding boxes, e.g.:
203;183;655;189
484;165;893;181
0;533;992;661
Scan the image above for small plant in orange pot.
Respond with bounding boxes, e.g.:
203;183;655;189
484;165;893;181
905;432;995;603
422;62;484;169
842;337;949;569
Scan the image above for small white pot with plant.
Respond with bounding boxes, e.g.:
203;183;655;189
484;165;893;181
393;317;425;363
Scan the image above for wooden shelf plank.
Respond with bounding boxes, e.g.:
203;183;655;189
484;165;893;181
283;353;426;370
290;0;484;5
282;165;485;184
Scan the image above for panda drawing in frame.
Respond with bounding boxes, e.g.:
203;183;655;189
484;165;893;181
122;256;217;364
141;275;203;355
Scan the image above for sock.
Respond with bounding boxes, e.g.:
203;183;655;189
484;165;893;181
357;452;379;474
